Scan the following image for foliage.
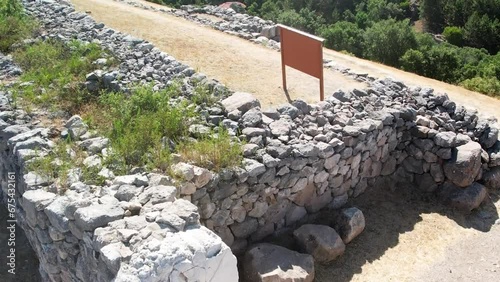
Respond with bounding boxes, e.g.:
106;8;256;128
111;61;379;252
26;140;106;191
0;0;38;53
319;21;363;56
96;85;191;170
0;0;24;18
12;40;114;111
178;127;243;172
363;19;417;66
443;26;463;46
460;77;500;97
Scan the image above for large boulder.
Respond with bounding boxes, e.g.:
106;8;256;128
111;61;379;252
293;224;345;263
334;207;365;244
221;92;260;114
443;141;482;187
438;182;488;212
242;243;314;282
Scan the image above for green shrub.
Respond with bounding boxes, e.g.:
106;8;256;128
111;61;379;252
460;77;500;96
0;16;38;53
26;139;105;191
178;127;243;172
99;85;195;170
443;26;464;46
12;40;114;110
363;19;417;67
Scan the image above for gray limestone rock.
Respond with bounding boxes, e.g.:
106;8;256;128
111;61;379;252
293;224;345;263
434;131;457;147
242;243;314;282
483;167;500;189
243;158;266;177
334;207;365;244
444;142;482;187
438;182;487;212
74;204;124;231
221;92;260;114
241;108;263;127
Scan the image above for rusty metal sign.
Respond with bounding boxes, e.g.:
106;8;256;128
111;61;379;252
278;24;325;101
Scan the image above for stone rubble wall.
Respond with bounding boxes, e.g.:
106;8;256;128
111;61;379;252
0;84;237;282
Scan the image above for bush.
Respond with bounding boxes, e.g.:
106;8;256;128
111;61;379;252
443;26;464;46
0;16;38;53
12;40;113;110
363;19;417;67
460;77;500;96
99;85;195;170
178;127;243;172
319;21;364;57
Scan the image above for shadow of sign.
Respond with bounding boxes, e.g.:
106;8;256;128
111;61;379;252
278;24;325;101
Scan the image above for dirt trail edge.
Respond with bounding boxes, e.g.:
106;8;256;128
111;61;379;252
72;0;367;108
77;0;500;122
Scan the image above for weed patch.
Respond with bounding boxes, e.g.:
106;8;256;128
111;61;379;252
0;0;39;53
12;39;114;111
26;139;106;192
178;127;243;172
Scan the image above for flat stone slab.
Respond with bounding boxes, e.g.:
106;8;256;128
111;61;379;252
242;243;314;282
74;204;124;231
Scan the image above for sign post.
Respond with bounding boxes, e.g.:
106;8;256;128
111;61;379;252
278;24;325;101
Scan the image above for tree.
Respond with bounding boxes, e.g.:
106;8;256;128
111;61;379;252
400;49;427;75
319;21;364;56
420;0;445;33
425;45;460;82
443;26;464;46
363;19;417;66
366;0;404;22
464;12;500;54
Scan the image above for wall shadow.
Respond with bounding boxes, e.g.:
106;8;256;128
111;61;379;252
264;182;499;282
0;204;41;282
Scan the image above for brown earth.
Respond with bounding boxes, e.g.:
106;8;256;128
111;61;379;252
70;1;500;281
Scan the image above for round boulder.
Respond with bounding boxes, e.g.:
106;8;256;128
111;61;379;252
443;141;482;187
293;224;345;263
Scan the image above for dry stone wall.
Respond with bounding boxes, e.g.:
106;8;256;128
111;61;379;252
2;0;500;281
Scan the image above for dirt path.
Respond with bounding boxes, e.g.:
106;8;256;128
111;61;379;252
78;0;500;122
72;0;367;108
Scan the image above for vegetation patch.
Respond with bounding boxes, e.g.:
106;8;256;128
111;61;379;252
0;0;39;53
178;127;243;172
26;140;106;192
12;39;115;111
